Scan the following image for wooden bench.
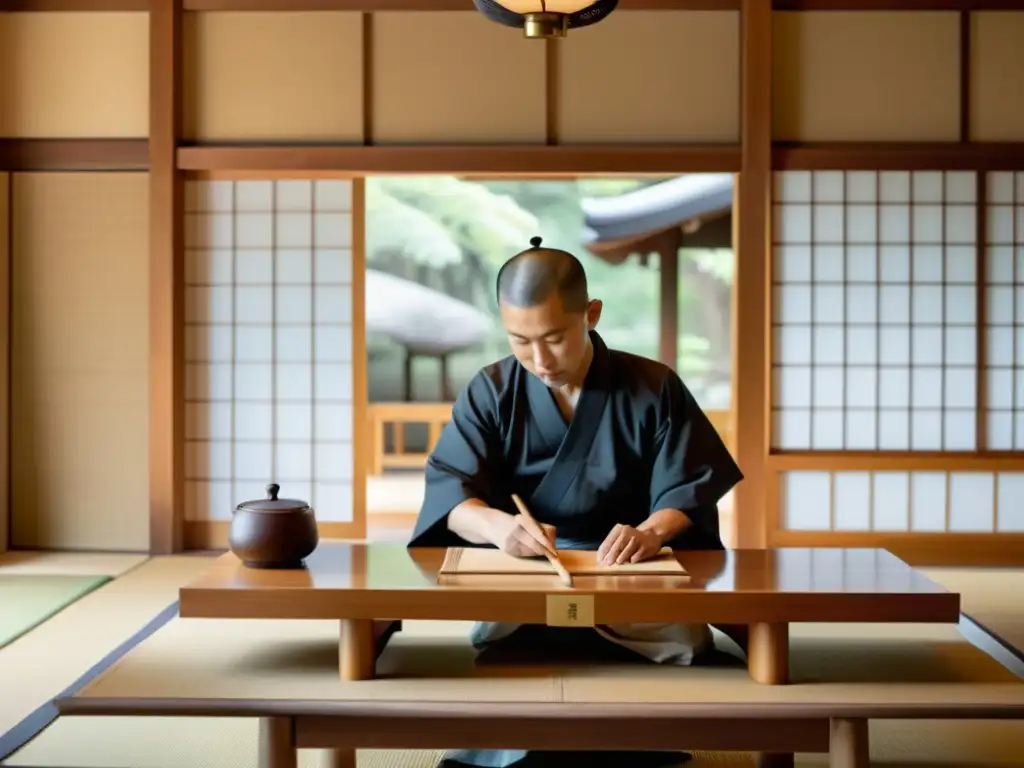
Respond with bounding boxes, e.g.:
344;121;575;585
56;618;1024;768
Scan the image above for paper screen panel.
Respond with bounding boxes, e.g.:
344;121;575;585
780;470;1024;533
984;172;1024;450
183;180;355;523
771;171;978;451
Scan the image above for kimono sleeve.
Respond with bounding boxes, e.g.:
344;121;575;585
408;373;504;547
648;373;744;544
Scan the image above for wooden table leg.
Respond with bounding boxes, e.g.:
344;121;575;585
830;717;869;768
754;754;794;768
340;619;375;680
320;748;356;768
748;622;789;684
258;717;296;768
749;622;791;768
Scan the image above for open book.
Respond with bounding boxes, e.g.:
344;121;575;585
439;546;686;576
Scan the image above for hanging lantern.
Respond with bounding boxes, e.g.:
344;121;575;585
473;0;619;40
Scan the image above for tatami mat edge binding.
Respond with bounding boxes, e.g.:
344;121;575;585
0;555;214;742
958;615;1024;678
0;552;150;578
0;600;181;762
923;567;1024;679
0;575;113;649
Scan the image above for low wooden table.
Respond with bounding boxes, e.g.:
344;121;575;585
56;617;1024;768
179;543;960;686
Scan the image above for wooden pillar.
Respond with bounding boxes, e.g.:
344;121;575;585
733;0;772;549
351;178;369;540
402;350;415;401
439;353;453;401
657;230;681;370
148;0;185;554
0;172;9;555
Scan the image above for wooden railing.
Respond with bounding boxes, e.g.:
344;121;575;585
367;402;734;477
367;402;453;475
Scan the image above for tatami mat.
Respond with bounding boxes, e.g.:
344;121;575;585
0;552;149;577
5;715;1024;767
63;617;1023;706
0;575;111;649
13;618;1024;767
924;567;1024;656
3;558;1023;768
0;556;214;738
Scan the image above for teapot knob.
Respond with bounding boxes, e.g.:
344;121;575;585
266;483;280;501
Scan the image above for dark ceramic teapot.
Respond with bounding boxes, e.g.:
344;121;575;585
229;483;319;569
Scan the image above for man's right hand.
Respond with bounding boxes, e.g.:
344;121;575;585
486;512;556;559
447;500;556;558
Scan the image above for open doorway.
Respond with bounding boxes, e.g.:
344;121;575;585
363;175;737;545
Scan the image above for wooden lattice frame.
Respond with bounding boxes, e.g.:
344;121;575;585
1;0;1023;563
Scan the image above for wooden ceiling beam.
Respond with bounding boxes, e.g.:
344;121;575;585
7;140;1024;173
0;139;149;171
175;144;743;174
182;0;740;9
0;0;744;10
7;0;1024;11
775;0;1024;10
772;141;1024;170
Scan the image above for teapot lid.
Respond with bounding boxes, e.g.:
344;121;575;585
236;484;311;514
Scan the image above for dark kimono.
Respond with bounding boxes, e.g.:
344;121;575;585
410;330;742;552
409;331;744;768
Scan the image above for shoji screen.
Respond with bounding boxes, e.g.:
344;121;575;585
183;179;357;529
772;170;978;452
985;172;1024;451
779;471;1024;533
770;170;1024;535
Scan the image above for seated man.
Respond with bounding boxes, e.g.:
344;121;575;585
408;237;744;768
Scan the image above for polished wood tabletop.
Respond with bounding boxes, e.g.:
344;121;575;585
178;542;960;625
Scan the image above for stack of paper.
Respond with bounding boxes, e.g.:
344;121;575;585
439;546;687;576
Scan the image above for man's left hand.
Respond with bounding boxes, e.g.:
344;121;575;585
597;524;662;565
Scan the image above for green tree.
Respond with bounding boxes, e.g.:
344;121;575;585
364;175;733;408
367;176;541;310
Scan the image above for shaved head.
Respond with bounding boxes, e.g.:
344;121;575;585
495;236;589;313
